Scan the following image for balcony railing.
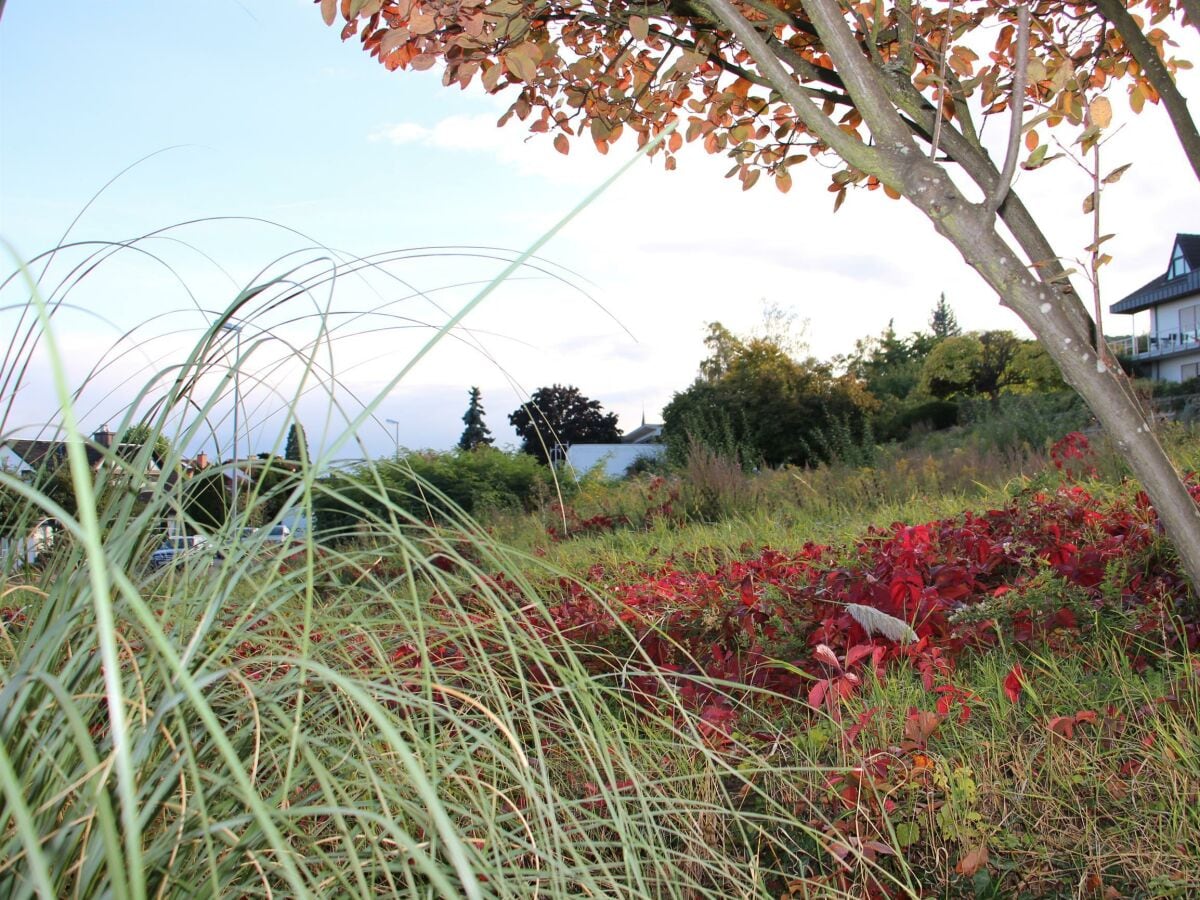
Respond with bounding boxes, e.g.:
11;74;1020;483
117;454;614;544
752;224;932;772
1108;332;1200;360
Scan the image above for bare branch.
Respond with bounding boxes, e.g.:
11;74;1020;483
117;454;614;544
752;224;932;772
983;4;1029;219
929;0;956;159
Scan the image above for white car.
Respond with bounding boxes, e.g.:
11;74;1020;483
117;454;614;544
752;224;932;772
263;524;292;545
149;535;208;569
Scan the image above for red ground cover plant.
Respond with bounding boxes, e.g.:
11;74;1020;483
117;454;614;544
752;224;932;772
520;471;1200;742
198;455;1200;893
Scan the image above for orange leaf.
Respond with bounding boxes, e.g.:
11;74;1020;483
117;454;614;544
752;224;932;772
321;0;338;25
409;12;436;35
956;844;989;876
1130;83;1146;113
553;134;570;155
1047;715;1076;739
1025;129;1039;151
904;710;942;744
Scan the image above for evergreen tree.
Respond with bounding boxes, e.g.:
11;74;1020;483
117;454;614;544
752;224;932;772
458;387;493;451
929;293;962;341
284;422;309;462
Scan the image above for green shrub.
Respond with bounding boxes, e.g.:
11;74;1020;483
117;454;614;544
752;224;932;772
314;448;549;534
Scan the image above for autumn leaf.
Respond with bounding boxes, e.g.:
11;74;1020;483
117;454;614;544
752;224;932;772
1130;83;1147;113
814;644;841;669
1089;96;1113;128
904;709;942;744
553;134;569;155
320;0;337;25
1102;163;1132;184
409;12;436;35
1082;191;1098;214
1047;714;1077;739
628;15;649;41
956;844;989;876
808;679;830;709
1003;664;1024;704
504;43;540;83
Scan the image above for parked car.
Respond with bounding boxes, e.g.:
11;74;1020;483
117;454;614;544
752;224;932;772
149;535;208;569
263;524;292;545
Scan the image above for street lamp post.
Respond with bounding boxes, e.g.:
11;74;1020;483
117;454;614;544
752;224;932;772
385;418;401;454
220;322;243;517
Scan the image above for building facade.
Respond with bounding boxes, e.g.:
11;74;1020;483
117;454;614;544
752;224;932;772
1109;233;1200;383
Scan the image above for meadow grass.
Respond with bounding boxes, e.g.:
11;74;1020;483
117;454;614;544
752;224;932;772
3;215;1199;897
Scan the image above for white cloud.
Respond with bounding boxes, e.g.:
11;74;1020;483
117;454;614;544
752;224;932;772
371;121;433;145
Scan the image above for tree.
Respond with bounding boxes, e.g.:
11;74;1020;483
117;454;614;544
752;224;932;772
841;320;926;402
921;330;1042;401
458;386;494;451
320;0;1200;588
284;422;310;463
509;385;621;464
699;322;746;384
122;423;171;468
665;326;876;467
181;470;229;534
930;294;961;342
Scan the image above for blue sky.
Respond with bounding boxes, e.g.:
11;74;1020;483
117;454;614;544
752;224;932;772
1;1;1197;460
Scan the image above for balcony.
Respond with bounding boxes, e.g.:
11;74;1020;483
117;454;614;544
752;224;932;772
1108;331;1200;361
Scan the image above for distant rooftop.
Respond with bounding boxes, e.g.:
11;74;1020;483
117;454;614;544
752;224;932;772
1110;233;1200;315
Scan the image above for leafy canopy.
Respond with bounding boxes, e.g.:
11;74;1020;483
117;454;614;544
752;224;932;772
319;0;1196;200
509;384;621;463
664;322;876;467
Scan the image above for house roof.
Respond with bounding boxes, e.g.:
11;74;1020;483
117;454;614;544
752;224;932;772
622;423;664;444
1;436;157;473
1110;233;1200;315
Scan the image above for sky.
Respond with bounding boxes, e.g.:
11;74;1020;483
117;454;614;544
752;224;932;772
1;0;1197;461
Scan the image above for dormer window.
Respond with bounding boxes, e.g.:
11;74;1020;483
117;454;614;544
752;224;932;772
1170;243;1190;279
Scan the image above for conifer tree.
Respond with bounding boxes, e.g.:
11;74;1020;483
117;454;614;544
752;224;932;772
458;387;493;451
930;294;962;342
284;422;309;462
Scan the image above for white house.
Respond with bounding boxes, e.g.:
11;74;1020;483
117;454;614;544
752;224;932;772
561;422;666;479
1109;233;1200;383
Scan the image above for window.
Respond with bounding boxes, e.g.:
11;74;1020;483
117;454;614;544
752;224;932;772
1181;304;1199;339
1170;244;1190;279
